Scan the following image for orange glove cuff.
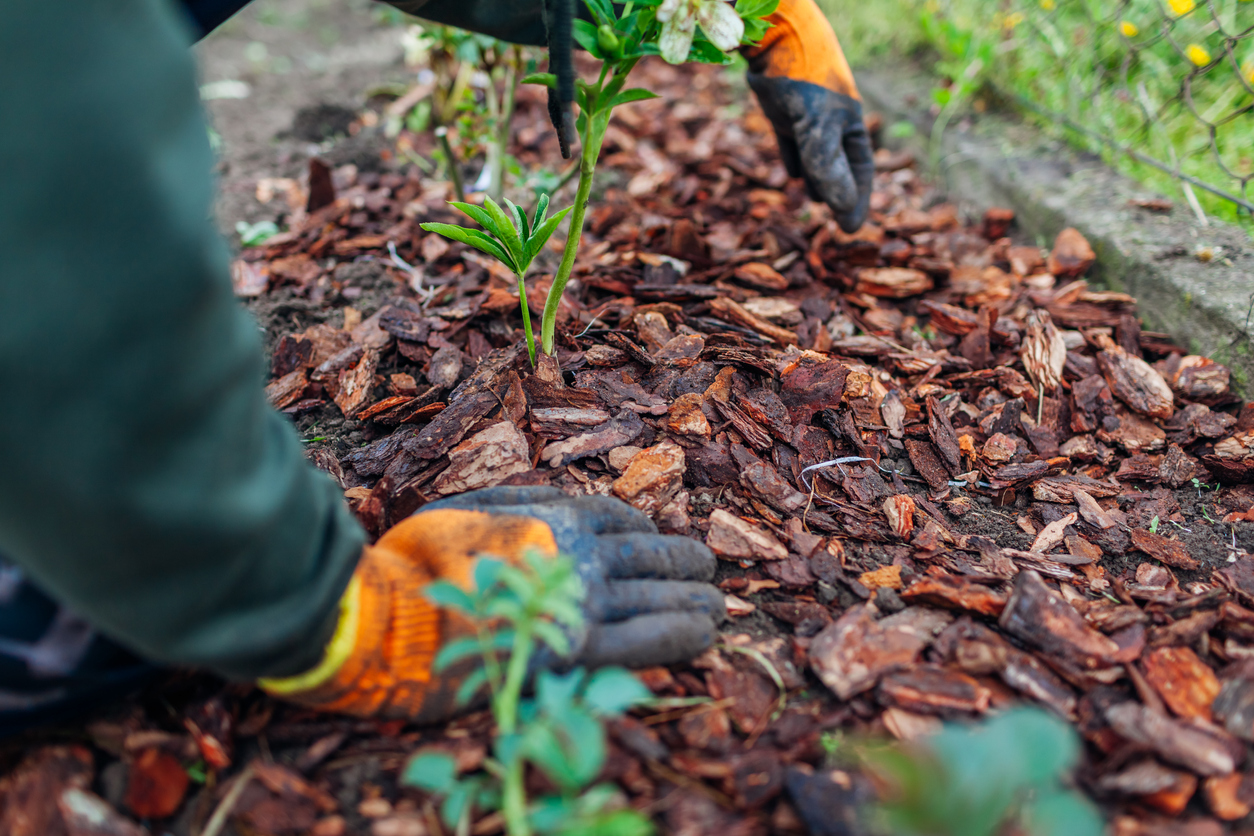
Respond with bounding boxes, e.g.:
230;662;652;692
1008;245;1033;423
743;0;859;100
260;510;558;721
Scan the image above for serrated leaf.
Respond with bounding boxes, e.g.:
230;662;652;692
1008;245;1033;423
419;223;518;272
609;88;661;108
401;751;457;792
454;666;490;707
521;72;558;88
424;580;476;613
573;19;605;59
584;667;651;715
433;636;483;673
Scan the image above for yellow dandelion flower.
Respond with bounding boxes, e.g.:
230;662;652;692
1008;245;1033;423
1005;11;1025;28
1040;0;1055;10
1244;61;1254;84
1185;43;1211;65
1120;20;1139;37
1167;0;1194;17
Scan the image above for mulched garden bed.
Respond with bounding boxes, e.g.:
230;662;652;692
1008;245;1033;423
5;58;1254;836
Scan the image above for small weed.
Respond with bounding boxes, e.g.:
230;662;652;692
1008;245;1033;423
403;552;654;836
236;220;279;247
1149;515;1160;534
859;709;1103;836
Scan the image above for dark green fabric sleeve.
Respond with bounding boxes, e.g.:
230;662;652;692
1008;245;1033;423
0;0;365;680
380;0;549;46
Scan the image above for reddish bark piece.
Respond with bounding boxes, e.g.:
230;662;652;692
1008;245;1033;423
982;206;1015;239
778;354;850;425
1046;227;1095;277
707;297;798;345
408;345;518;460
731;751;784;809
1141;646;1220;721
999;570;1121;670
900;575;1008;617
252;761;338;813
877;665;991;716
926;396;962;475
433;421;530;496
231;259;268;297
733;262;789;291
124;748;188;820
854;267;933;298
940;618;1077;718
882;496;915;540
1095;336;1174;421
1173;356;1230;400
667;392;712;438
1096;760;1197;815
1020;310;1066;391
1030;512;1077;553
1072;488;1115;529
809;604;953;700
858;564;902;590
1203;773;1251;820
305;157;336;212
540;410;644;467
1130;528;1199;570
611;440;685;515
266;369;308;409
332;349;377;418
904;439;951;491
705;509;788;561
1104;702;1238;776
355;395;414;422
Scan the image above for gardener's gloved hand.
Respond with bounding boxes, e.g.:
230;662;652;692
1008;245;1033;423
259;486;723;723
743;0;874;232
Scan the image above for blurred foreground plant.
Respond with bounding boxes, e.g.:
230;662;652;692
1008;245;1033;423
858;708;1103;836
402;552;654;836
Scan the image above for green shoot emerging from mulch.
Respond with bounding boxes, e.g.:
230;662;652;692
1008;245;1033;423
403;552;654;836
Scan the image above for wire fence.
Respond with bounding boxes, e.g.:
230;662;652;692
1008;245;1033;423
918;0;1254;225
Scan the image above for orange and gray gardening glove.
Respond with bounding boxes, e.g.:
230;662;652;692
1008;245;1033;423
259;486;723;723
743;0;874;232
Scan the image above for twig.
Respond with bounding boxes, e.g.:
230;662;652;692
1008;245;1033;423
197;763;256;836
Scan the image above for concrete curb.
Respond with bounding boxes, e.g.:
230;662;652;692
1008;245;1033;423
855;64;1254;393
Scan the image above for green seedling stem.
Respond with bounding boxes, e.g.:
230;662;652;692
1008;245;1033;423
540;60;638;356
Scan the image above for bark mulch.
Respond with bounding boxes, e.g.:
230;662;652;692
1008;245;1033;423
5;59;1254;836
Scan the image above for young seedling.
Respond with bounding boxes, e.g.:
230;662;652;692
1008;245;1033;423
858;708;1103;836
421;194;572;366
420;0;777;363
402;552;654;836
522;0;778;357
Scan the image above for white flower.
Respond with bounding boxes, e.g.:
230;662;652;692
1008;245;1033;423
656;0;744;64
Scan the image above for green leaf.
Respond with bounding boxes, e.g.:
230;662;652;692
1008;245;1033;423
583;0;615;26
448;200;504;239
472;557;506;594
734;0;779;21
424;580;476;613
526;205;574;262
419;222;518;272
533;192;551;229
568;808;656;836
521;72;558;88
584;667;651;716
433;636;482;673
440;781;474;829
523;724;582;791
481;196;526;265
537;668;585;717
559;708;606;786
505;197;531;242
533;619;572;658
1022;790;1104;836
454;666;490;707
236;220;279;247
573;19;605;59
401;751;457;792
608;88;661;108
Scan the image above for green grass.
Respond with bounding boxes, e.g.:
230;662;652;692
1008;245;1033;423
819;0;1254;230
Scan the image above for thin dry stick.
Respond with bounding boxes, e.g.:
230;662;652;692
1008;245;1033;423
198;763;257;836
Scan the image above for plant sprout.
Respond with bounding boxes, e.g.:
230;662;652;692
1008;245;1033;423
421;195;571;366
422;0;777;363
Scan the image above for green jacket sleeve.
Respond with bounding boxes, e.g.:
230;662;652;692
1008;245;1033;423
383;0;549;46
0;0;365;680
